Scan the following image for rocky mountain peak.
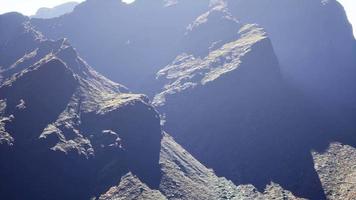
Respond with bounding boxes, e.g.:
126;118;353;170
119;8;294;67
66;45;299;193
1;1;355;199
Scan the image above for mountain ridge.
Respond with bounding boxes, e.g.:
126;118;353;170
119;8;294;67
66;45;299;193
0;12;305;200
0;1;355;199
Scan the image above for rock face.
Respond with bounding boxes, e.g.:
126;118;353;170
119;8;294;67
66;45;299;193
0;15;162;199
0;13;303;200
99;134;304;200
30;0;356;104
1;1;356;200
226;0;356;112
32;2;79;19
153;6;356;200
312;143;356;200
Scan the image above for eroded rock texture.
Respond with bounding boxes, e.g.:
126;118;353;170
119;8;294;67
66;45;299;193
0;13;302;200
153;5;355;199
0;15;162;199
100;134;304;200
1;0;355;199
313;143;356;200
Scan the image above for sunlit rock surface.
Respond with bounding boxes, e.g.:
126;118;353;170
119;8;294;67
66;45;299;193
0;15;162;199
0;12;303;200
313;143;356;200
1;1;355;199
100;134;304;200
152;6;355;199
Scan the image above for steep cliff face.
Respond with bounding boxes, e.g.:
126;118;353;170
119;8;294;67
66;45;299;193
182;5;241;56
226;0;356;111
152;8;343;198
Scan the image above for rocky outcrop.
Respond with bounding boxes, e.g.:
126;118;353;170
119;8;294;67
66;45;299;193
152;8;346;198
183;4;241;56
0;15;162;200
313;143;356;200
1;1;356;199
100;134;304;200
0;12;308;200
0;53;162;200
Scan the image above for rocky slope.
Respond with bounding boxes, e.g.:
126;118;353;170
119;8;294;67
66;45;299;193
30;0;356;104
1;1;355;199
0;13;304;200
0;14;162;199
99;133;304;200
153;6;356;199
313;143;356;200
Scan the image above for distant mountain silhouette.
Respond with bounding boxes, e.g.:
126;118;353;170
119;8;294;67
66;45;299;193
32;2;79;19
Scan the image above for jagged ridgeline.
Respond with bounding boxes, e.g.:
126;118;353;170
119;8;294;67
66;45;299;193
1;0;356;199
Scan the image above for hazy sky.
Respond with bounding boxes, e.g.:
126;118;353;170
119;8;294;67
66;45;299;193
0;0;354;36
338;0;356;37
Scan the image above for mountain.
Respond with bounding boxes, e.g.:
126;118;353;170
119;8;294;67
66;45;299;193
32;2;79;19
99;133;304;200
0;13;304;200
0;13;162;199
152;6;332;199
31;0;210;91
226;0;356;112
1;0;356;199
0;13;43;77
30;0;356;115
